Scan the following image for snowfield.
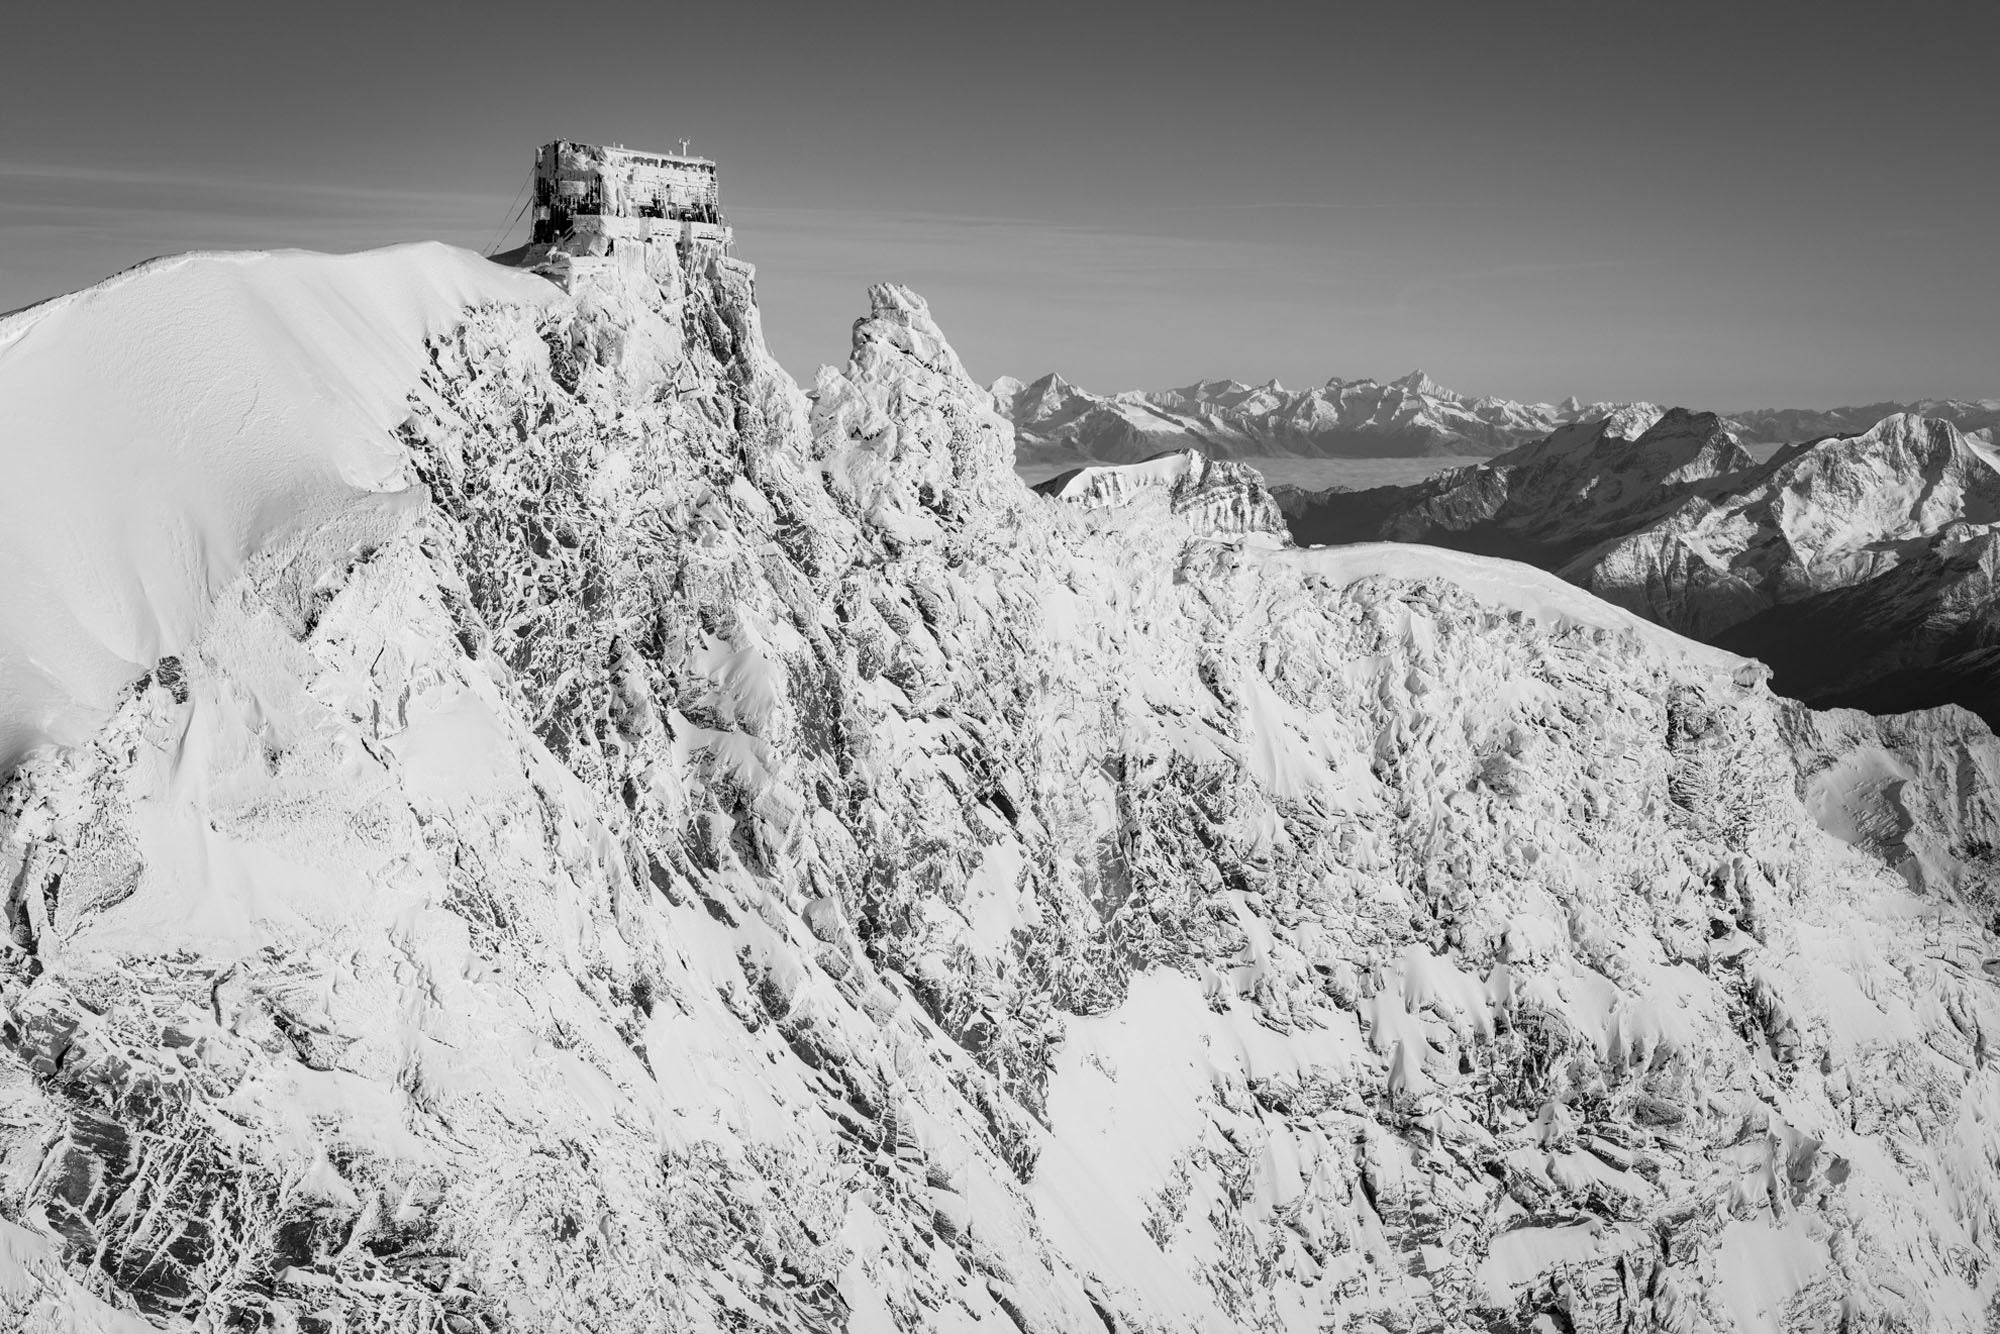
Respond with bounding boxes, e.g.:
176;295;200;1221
0;245;553;772
2;237;2000;1333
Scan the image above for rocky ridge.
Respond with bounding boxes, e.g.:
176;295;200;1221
0;239;1998;1332
1031;450;1290;543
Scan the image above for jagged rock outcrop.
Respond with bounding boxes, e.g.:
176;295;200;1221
1780;701;2000;903
1031;450;1290;542
3;239;2000;1333
996;370;1653;467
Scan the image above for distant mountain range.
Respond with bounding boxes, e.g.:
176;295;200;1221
995;368;2000;465
1277;408;2000;725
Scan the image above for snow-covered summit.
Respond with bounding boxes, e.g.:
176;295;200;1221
1728;397;2000;445
1001;361;2000;473
1279;402;2000;729
1568;412;2000;718
1279;404;1738;562
999;367;1664;468
0;244;553;774
1032;449;1291;542
4;238;2000;1332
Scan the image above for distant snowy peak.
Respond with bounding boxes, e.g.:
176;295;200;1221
1001;366;2000;470
1000;367;1654;465
1571;411;2000;655
1729;397;2000;444
9;241;2000;1332
1279;404;1741;560
1276;399;2000;723
1031;448;1290;542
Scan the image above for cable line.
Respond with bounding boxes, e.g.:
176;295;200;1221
481;169;534;258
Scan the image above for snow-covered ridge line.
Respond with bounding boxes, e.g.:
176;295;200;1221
4;238;2000;1330
998;368;1639;465
0;243;554;772
1260;542;1759;678
1000;364;1998;469
1031;448;1291;541
1277;404;2000;728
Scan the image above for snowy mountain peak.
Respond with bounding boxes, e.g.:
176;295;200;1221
1005;367;1658;466
1032;448;1291;541
1281;401;1744;559
7;237;2000;1331
1390;368;1454;399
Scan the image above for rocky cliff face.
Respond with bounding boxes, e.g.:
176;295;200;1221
1031;450;1290;542
4;242;2000;1333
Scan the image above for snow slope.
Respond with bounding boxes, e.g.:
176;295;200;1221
1031;450;1290;541
0;245;554;773
4;237;2000;1332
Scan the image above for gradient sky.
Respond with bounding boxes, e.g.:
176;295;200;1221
4;1;1994;408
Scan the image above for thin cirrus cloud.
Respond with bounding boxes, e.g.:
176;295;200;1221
0;160;510;316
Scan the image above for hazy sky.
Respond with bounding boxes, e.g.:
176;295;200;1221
4;1;1994;408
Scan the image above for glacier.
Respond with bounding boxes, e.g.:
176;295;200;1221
1;236;1999;1333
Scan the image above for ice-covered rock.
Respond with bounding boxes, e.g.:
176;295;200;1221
4;239;2000;1333
1032;450;1290;542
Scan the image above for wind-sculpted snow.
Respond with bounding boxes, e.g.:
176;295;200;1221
4;240;2000;1332
0;245;554;774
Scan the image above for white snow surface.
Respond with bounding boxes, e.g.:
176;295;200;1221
0;244;554;772
3;238;2000;1333
1258;542;1757;678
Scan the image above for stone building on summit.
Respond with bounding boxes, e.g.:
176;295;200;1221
529;140;732;255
